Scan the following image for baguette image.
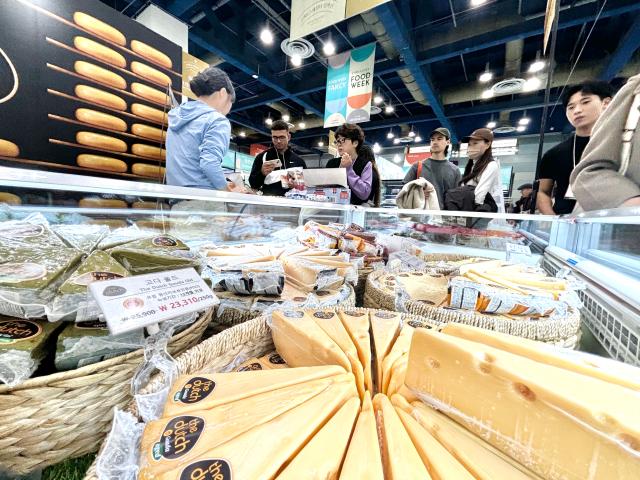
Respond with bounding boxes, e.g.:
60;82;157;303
76;131;127;152
79;197;128;209
132;163;165;179
132;144;166;160
75;85;126;111
131;103;168;124
75;108;127;132
131;83;170;105
0;139;19;157
0;192;21;205
77;154;127;173
73;37;126;68
73;12;126;46
131;61;171;87
74;61;126;89
130;40;172;69
131;124;166;142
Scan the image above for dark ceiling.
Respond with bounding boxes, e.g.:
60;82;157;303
101;0;640;152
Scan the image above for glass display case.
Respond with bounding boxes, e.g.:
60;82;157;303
1;165;639;366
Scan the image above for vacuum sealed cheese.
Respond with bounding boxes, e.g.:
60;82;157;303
53;224;109;253
108;234;202;274
212;261;285;296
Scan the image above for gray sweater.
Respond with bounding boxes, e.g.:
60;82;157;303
403;159;461;209
570;74;640;211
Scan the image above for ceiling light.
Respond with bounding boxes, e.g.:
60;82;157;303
486;121;497;129
265;117;273;126
479;71;493;83
471;0;487;6
523;77;542;92
518;117;531;126
516;125;526;132
322;40;336;56
529;60;545;73
259;28;273;45
298;122;306;129
481;89;494;99
387;130;395;139
408;129;416;137
251;73;259;79
239;131;246;138
385;104;395;114
282;114;290;122
291;54;302;67
373;94;383;105
414;136;422;143
318;141;324;147
373;142;381;154
393;138;400;145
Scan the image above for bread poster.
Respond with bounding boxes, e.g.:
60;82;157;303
0;0;182;180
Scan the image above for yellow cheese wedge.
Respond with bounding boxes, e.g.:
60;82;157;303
257;351;288;369
277;396;360;479
151;378;357;480
140;374;352;479
338;310;373;392
405;329;640;480
386;354;408;397
381;325;414;394
442;322;640;391
397;384;418;403
373;393;432;480
339;392;384;480
271;310;352;373
391;395;537;480
370;310;401;390
309;309;366;399
163;365;344;417
394;404;476;480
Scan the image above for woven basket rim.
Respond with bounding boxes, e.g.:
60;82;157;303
0;308;214;394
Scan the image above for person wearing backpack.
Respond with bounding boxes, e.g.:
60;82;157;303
402;128;460;208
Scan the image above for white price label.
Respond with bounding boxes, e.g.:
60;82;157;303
88;268;218;335
506;243;532;256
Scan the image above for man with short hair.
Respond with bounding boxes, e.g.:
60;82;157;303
537;81;613;214
402;127;461;209
512;183;534;213
249;119;307;196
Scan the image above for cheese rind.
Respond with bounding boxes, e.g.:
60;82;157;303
381;326;413;394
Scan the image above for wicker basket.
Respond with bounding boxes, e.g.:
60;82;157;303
364;270;581;348
0;309;213;475
83;307;439;480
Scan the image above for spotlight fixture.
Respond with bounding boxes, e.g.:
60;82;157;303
523;77;542;92
516;125;526;132
386;130;395;139
518;117;531;126
408;130;416;138
291;54;302;67
373;142;381;154
414;136;422;143
479;63;493;83
322;40;336;56
393;138;400;145
385;104;395;114
529;60;545;73
373;93;383;105
282;114;290;122
259;27;273;45
471;0;487;6
486;121;497;129
265;117;273;126
318;141;324;147
481;89;494;99
239;131;246;138
298;121;306;129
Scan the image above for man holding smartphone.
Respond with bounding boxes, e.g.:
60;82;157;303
249;119;307;196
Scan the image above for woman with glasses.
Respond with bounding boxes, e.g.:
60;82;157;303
327;123;381;207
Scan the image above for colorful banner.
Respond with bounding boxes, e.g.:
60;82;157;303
249;144;269;157
324;43;376;128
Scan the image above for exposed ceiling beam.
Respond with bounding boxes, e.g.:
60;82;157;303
163;0;201;18
375;2;457;142
599;15;640;80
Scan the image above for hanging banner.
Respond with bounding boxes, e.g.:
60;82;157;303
324;43;376;128
405;146;431;165
345;0;391;17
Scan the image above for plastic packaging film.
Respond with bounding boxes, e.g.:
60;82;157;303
96;409;145;480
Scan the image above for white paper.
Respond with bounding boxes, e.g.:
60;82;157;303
304;168;348;188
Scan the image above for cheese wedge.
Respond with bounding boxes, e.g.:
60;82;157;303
338;310;373;392
309;309;366;399
392;395;537;480
381;325;414;394
394;404;476;480
258;351;288;369
397;384;418;403
152;378;357;480
282;257;343;291
386;354;408;397
163;365;344;417
442;322;640;391
373;394;431;480
277;396;360;479
339;392;384;480
271;310;352;373
405;329;640;480
140;374;352;479
370;311;401;390
233;357;266;372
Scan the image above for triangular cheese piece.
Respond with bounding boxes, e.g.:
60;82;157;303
339;392;384;480
277;396;360;479
442;322;640;391
164;365;344;417
397;384;418;403
257;351;289;370
405;329;640;480
386;354;408;397
381;326;414;394
338;310;373;392
394;401;476;480
373;393;431;479
271;310;352;372
370;311;401;390
152;377;357;480
309;309;366;398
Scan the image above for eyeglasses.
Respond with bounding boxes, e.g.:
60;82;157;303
333;137;348;146
272;135;288;141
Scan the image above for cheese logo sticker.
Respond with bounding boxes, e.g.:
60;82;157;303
238;362;263;371
72;271;124;286
268;353;286;365
175;377;215;404
344;311;365;317
152;236;178;247
0;320;41;344
153;415;204;461
0;263;47;283
102;285;127;297
76;320;108;330
283;310;304;318
313;311;334;319
180;459;232;480
374;312;396;319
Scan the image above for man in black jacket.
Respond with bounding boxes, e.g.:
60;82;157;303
249;120;307;196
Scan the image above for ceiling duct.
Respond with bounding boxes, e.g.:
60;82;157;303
494;111;516;133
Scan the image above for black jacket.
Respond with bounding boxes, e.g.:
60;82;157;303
249;147;307;196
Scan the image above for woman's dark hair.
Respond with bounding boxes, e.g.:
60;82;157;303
190;66;236;102
335;123;365;152
461;141;494;185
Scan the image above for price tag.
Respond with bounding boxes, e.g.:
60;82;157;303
88;268;218;335
506;242;532;256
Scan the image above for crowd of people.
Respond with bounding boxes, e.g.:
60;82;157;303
165;65;640;215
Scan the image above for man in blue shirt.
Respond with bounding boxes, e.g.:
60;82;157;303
166;67;235;190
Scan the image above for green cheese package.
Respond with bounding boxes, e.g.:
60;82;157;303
0;214;67;259
54;320;144;371
108;234;203;274
48;251;130;322
97;226;158;250
53;224;109;253
0;317;63;386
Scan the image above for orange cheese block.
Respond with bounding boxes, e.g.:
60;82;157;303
73;36;126;68
132;163;165;179
73;12;126;46
131;40;172;69
77;154;127;173
131;103;168;124
131;143;166;160
131;61;171;87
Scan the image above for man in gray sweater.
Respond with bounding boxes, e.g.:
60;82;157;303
570;74;640;211
403;128;461;209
